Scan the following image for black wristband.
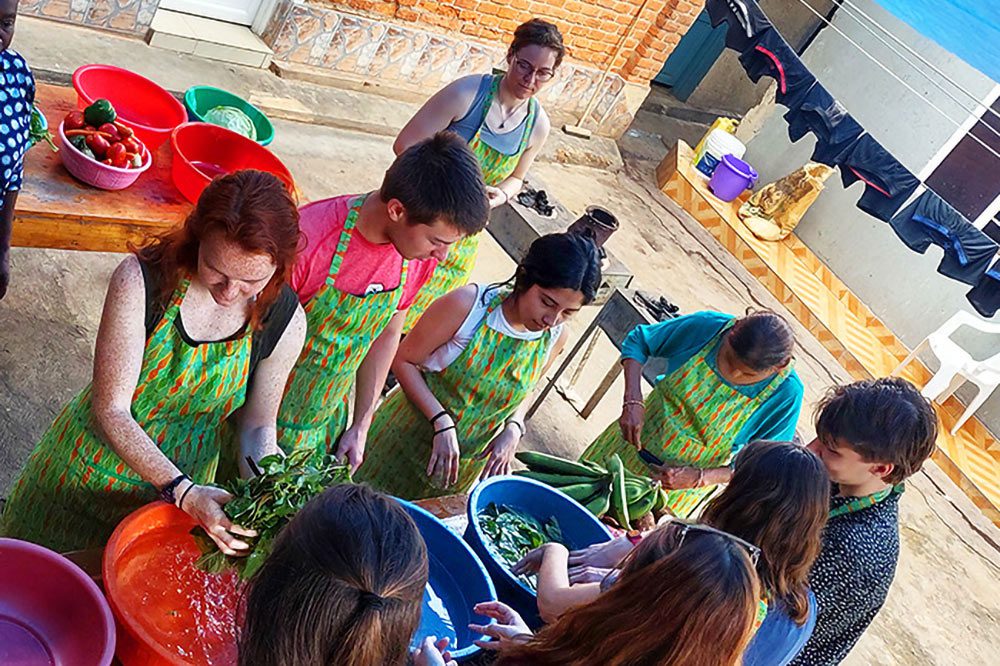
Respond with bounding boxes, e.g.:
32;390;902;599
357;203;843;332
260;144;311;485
433;425;457;436
158;474;189;505
430;410;451;425
178;481;196;511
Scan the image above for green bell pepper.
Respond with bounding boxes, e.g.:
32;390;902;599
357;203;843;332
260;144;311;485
83;98;117;127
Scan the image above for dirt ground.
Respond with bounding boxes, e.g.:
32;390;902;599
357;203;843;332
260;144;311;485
1;40;998;664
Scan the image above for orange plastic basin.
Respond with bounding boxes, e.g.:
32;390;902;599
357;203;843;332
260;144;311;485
102;502;242;666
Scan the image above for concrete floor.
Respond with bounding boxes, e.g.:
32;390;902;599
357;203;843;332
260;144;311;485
1;18;999;666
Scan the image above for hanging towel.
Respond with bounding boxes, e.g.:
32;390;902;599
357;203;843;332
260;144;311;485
836;135;920;221
890;190;998;285
738;27;816;109
967;259;1000;317
706;0;773;51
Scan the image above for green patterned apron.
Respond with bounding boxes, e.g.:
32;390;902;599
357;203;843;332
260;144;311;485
402;76;538;334
357;292;551;499
277;194;407;458
1;278;252;552
581;322;793;518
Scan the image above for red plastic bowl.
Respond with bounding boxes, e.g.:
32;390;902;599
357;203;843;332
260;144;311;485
0;538;116;666
170;122;295;204
103;502;242;665
73;64;187;150
58;121;152;190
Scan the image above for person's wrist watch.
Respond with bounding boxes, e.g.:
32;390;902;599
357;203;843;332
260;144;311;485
158;474;189;506
626;529;644;545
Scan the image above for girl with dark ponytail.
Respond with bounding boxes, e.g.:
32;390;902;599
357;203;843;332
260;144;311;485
239;484;451;666
356;232;601;499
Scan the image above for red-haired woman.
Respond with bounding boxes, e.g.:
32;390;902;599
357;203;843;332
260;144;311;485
1;170;306;555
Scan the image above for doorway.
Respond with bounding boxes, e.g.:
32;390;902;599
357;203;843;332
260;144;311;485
653;9;727;101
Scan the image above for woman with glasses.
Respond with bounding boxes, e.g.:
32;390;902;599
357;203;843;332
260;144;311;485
529;441;829;665
392;18;563;334
471;521;761;666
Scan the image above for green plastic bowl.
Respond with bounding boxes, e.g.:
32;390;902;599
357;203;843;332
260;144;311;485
183;85;274;146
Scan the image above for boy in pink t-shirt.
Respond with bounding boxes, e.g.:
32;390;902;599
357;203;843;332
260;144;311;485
277;133;489;469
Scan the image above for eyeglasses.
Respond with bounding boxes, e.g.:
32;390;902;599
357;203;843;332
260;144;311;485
513;57;555;82
664;518;761;567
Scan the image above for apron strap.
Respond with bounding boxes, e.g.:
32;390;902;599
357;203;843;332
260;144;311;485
326;194;369;286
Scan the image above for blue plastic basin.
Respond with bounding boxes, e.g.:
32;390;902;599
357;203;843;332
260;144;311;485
464;476;613;627
398;499;497;662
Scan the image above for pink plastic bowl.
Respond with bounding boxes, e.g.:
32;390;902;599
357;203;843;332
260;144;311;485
73;64;187;150
170;122;295;204
59;121;152;191
0;538;116;666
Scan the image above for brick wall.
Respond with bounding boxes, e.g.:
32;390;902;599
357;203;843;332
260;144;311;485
317;0;704;85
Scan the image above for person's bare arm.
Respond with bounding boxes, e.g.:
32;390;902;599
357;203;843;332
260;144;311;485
235;304;306;477
513;543;602;623
393;285;478;486
335;309;407;471
392;76;481;155
91;256;253;554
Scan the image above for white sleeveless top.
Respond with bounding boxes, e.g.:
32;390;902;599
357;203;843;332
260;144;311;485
420;284;564;372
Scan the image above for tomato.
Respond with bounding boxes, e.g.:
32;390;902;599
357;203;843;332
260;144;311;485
122;137;142;155
98;123;121;141
107;142;127;162
63;111;86;131
86;134;111;159
111;153;131;169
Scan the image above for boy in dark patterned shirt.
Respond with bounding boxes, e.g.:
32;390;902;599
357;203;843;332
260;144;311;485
0;0;35;299
793;378;938;664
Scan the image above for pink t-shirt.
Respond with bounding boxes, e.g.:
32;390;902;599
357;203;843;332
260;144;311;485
290;194;436;310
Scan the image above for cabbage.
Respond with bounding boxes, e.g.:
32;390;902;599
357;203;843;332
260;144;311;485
204;106;257;141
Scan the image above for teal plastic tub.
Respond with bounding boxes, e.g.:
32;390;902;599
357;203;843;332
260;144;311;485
183;85;274;146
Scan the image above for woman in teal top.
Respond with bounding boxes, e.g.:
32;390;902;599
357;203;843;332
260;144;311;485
582;310;804;517
621;311;804;447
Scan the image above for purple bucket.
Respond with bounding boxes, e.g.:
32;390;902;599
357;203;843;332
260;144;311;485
708;154;758;202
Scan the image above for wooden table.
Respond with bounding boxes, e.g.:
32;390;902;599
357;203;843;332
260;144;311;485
527;288;675;420
12;83;192;253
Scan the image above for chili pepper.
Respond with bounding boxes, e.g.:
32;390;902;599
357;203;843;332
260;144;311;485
111;152;131;169
63;111;86;131
64;129;115;140
113;121;134;139
102;158;114;166
86;133;111;159
84;99;117;127
98;123;121;141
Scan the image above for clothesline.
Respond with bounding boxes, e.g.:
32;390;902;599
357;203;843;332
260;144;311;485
836;0;1000;125
791;0;1000;165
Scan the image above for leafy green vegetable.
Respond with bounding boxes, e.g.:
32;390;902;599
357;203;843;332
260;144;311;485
68;134;95;160
28;105;58;153
191;449;352;579
204;106;257;141
478;503;564;592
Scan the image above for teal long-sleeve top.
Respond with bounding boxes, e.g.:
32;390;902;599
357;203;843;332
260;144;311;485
621;311;804;454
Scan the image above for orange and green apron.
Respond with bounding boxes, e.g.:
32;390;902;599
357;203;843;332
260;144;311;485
402;76;538;334
1;278;252;553
581;321;793;518
277;194;407;458
357;292;551;499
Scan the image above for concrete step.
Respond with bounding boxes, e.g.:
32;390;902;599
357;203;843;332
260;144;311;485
147;9;272;69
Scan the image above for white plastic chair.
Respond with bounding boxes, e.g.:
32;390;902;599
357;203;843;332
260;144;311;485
894;311;1000;435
